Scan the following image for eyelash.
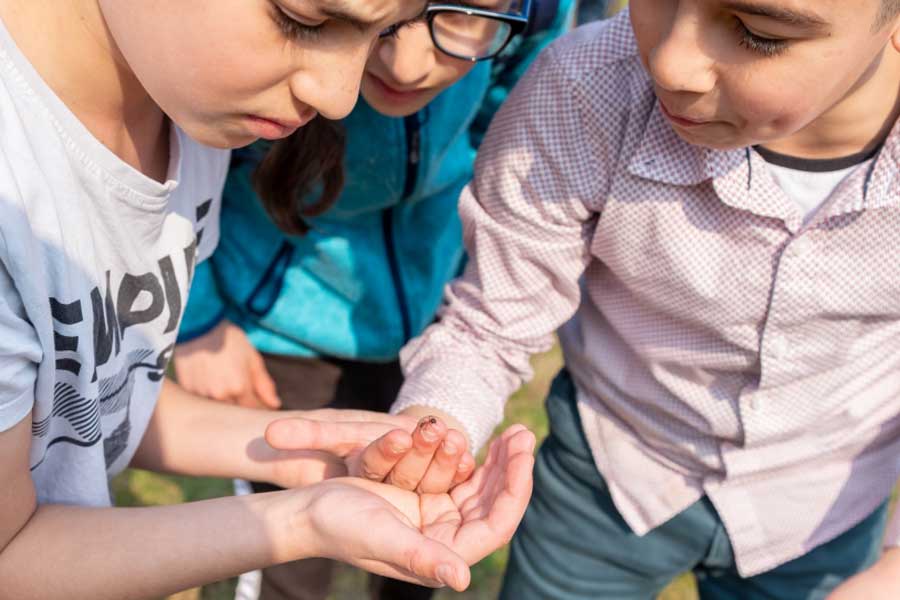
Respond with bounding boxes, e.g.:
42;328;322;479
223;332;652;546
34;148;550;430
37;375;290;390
380;11;431;40
734;20;789;57
271;4;324;42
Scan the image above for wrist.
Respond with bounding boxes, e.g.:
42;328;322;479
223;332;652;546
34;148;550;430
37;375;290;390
268;486;317;563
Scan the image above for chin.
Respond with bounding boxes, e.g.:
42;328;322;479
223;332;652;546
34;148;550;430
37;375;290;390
671;128;749;152
360;89;426;118
183;123;257;150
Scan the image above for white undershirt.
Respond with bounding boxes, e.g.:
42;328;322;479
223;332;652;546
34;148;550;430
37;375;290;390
766;161;869;224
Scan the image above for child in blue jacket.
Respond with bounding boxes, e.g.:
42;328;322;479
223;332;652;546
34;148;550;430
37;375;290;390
174;1;574;599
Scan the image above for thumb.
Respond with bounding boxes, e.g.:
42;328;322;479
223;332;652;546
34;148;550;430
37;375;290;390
249;353;281;409
402;536;471;592
265;417;395;457
359;519;471;592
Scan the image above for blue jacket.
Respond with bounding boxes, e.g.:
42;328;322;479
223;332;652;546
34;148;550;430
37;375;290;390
178;0;574;360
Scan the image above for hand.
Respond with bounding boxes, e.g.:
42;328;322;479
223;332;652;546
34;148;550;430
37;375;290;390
827;548;900;599
297;425;536;590
173;319;280;409
266;411;475;493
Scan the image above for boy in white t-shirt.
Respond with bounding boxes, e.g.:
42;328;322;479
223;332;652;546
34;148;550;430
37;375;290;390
0;1;536;597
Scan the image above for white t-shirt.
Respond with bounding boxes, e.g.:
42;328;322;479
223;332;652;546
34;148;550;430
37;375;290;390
0;19;229;507
755;145;876;225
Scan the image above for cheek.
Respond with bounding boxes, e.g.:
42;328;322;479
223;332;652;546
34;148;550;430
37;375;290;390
106;2;290;119
430;60;475;92
722;71;823;138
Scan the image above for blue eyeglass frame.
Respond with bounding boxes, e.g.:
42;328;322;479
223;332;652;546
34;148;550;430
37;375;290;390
381;0;533;62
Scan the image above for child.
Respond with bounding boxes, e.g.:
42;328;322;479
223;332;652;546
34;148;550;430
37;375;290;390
384;0;900;598
172;1;572;597
0;0;535;597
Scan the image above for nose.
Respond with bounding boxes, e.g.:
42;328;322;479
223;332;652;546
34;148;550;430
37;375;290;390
288;41;371;120
647;8;716;95
376;23;436;87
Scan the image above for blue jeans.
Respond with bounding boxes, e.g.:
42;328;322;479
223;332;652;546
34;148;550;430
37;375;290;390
500;370;889;600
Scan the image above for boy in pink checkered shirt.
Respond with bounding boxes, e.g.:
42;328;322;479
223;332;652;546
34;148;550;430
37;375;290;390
385;1;900;598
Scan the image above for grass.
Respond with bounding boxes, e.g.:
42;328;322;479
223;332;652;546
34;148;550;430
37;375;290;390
114;345;697;600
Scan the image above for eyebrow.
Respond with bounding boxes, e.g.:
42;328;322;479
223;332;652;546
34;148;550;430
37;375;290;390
319;4;379;32
319;0;429;33
720;1;829;28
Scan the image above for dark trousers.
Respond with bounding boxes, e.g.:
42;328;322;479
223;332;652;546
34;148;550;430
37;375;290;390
251;353;434;600
500;370;889;600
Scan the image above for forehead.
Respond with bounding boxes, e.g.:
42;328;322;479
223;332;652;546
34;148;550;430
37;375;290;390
709;0;867;23
319;0;427;24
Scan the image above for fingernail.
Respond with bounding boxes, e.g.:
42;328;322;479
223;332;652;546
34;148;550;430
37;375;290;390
436;564;456;587
418;418;439;442
389;442;408;454
442;441;458;455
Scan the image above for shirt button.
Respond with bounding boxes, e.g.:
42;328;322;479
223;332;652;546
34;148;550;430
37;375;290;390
790;237;812;257
769;336;789;360
749;393;763;411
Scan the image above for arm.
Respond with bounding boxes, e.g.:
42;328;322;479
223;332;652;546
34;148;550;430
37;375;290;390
135;380;475;492
0;412;473;599
392;43;603;450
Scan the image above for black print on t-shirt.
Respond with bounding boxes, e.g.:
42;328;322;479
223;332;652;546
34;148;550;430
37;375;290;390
31;200;212;470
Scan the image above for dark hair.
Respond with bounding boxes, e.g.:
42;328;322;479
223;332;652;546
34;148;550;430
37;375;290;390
253;117;347;236
876;0;900;28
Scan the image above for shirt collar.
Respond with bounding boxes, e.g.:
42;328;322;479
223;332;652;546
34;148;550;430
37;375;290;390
628;101;794;221
628;100;900;223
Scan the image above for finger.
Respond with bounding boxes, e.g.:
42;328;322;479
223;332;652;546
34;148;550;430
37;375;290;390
350;429;413;481
452;430;537;563
451;426;533;507
416;430;467;494
387;417;447;491
450;452;476;487
235;387;264;409
501;423;530;441
250;354;281;409
265;417;396;457
356;532;471;592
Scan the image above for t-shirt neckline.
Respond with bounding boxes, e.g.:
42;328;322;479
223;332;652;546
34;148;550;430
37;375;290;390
0;15;182;208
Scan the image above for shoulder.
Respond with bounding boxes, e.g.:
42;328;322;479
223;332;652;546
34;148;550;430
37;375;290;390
543;10;646;91
516;10;654;145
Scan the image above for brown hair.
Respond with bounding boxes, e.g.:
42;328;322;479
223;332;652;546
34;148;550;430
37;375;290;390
876;0;900;28
253;117;347;236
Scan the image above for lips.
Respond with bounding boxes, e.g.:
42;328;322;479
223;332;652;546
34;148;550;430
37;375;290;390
245;112;315;140
366;73;425;101
659;101;711;128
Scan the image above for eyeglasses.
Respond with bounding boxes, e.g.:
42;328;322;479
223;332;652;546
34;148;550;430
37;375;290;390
380;0;532;62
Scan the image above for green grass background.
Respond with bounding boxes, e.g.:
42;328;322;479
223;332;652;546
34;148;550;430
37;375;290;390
114;347;697;600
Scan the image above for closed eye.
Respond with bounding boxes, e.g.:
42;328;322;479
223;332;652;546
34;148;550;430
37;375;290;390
271;3;326;42
734;19;789;57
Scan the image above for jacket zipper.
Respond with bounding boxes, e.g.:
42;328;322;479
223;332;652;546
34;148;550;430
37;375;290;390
382;112;422;344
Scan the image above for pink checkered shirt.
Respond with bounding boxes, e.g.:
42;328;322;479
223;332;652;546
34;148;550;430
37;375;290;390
393;12;900;576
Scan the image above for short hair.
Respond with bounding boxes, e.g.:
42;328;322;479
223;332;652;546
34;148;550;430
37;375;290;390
876;0;900;29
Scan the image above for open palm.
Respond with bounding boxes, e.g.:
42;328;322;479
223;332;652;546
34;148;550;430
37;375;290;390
289;425;535;591
418;424;535;563
332;425;536;561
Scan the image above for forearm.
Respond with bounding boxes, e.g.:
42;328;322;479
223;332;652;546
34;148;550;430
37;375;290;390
133;379;340;485
0;490;308;600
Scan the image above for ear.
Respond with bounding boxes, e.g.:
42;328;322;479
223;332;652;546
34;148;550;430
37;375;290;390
892;18;900;53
